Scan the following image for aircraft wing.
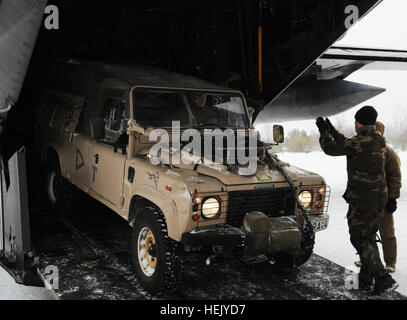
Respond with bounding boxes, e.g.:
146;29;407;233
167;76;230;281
256;46;407;123
318;46;407;80
0;0;47;113
322;46;407;63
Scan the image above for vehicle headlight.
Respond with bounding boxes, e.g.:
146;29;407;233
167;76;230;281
201;197;220;219
298;191;313;209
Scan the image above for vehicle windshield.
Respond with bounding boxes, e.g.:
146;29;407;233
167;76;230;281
132;87;249;129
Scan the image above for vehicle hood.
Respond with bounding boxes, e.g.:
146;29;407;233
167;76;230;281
164;157;324;191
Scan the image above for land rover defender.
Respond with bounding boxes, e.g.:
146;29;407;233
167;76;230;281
35;61;330;295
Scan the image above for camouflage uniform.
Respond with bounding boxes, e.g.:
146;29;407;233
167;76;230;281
319;125;388;281
380;144;401;267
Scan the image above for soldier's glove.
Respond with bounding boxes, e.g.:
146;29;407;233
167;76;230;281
325;118;340;140
316;117;328;134
386;198;397;213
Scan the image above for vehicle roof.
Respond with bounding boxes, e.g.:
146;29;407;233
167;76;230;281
45;60;232;96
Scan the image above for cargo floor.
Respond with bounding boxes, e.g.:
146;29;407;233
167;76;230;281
30;197;406;300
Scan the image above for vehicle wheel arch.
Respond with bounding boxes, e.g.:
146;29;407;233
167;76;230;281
128;195;157;226
42;146;60;164
128;192;181;241
43;146;73;207
42;145;70;178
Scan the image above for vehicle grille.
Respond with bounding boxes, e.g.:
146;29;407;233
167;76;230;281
226;188;296;227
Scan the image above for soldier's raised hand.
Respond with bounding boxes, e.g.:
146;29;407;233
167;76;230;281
316;117;328;134
325;118;340;139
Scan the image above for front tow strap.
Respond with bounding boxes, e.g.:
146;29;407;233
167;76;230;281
265;152;316;252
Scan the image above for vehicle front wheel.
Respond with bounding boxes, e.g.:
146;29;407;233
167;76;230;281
131;206;183;296
269;249;313;270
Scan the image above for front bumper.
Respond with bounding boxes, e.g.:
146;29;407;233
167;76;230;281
181;213;329;254
182;225;245;247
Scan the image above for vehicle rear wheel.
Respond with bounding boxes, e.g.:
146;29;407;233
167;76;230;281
131;206;183;296
46;162;69;206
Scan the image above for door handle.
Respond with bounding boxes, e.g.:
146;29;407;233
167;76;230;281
94;154;99;164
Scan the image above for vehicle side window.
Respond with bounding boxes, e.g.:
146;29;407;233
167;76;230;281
38;89;86;137
100;98;128;144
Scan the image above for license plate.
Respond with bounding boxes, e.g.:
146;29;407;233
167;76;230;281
310;216;329;232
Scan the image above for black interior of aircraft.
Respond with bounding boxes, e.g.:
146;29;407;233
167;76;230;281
1;0;381;159
33;0;379;101
1;0;383;183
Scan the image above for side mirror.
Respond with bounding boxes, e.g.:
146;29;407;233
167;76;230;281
273;125;284;144
90;119;106;140
248;107;256;124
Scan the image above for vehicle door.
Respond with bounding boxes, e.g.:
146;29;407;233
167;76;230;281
89;89;129;212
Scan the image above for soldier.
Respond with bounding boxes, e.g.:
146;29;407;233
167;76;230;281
375;121;401;273
316;106;398;295
189;93;218;126
354;121;401;273
355;121;401;273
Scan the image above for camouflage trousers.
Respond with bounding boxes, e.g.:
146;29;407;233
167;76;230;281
379;210;397;267
347;202;387;280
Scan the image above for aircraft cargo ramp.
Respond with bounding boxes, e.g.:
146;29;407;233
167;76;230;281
31;196;405;301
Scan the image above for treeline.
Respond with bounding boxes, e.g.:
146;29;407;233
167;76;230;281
282;129;320;153
277;122;407;153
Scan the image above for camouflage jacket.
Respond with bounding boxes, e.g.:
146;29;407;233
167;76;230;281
319;125;388;204
385;144;402;199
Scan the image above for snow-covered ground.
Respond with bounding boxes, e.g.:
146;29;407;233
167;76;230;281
0;270;53;300
279;151;407;296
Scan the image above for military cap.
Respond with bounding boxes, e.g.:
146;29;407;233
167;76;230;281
355;106;378;126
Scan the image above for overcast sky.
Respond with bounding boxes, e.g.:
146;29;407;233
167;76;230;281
337;0;407;50
259;0;407;136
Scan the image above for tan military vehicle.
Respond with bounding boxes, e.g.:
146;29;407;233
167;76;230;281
35;61;330;295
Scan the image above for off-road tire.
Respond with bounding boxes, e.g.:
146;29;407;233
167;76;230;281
131;206;184;296
271;249;313;270
45;161;69;207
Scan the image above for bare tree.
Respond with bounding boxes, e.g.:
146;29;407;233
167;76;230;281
285;129;319;153
385;105;407;151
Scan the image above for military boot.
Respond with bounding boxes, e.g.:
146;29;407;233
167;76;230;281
358;269;373;291
372;274;399;295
